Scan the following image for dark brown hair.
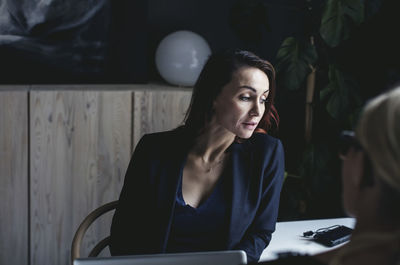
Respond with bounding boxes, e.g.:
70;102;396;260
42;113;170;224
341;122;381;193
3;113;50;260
183;49;279;137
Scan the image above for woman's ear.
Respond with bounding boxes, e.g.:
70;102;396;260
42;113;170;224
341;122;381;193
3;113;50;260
360;152;375;187
341;148;366;217
348;148;366;189
353;150;377;189
356;151;365;186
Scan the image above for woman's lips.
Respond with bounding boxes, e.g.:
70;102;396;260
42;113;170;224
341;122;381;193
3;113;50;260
243;122;258;130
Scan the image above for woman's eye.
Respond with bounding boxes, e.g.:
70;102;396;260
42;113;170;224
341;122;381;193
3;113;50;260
260;98;268;104
239;95;251;101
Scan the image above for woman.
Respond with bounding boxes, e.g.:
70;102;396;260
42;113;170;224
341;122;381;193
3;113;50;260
259;85;400;265
109;49;285;262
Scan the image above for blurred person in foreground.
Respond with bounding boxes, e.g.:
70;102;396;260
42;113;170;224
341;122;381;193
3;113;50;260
258;85;400;265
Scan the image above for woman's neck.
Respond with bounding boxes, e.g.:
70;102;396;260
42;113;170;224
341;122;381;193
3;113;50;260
191;125;235;163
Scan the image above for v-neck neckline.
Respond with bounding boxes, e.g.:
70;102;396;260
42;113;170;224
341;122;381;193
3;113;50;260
177;152;231;210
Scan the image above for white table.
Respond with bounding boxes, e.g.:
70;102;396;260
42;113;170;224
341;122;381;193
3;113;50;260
259;217;356;261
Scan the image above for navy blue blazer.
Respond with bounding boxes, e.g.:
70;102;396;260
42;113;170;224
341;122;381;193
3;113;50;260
110;127;285;262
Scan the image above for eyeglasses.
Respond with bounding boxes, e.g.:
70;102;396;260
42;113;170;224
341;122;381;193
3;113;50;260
338;130;363;157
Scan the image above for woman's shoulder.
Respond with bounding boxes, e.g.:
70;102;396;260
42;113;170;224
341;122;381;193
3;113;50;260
139;127;190;151
250;133;281;144
141;126;184;140
247;133;283;153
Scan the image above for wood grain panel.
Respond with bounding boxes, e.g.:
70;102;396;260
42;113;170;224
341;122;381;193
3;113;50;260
132;90;192;147
0;92;28;265
30;91;132;265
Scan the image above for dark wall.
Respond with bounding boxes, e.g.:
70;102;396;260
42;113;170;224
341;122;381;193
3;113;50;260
147;0;306;81
335;0;400;97
0;0;307;84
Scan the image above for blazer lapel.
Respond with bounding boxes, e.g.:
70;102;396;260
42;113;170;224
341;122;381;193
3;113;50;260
155;139;189;252
226;140;254;248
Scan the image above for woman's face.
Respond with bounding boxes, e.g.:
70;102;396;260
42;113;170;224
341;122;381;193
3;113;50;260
213;66;270;139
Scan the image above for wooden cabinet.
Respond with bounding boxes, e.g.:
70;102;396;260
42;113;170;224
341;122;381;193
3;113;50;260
0;90;29;265
0;85;192;265
132;90;192;147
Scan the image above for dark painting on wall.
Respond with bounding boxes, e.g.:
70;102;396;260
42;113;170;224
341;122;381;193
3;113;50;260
0;0;148;84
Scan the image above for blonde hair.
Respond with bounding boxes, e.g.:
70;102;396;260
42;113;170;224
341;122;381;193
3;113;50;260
329;85;400;265
356;85;400;192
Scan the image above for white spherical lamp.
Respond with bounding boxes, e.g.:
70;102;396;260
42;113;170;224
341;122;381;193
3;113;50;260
155;30;212;87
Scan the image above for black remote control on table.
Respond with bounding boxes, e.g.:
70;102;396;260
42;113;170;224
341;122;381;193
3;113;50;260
312;225;353;247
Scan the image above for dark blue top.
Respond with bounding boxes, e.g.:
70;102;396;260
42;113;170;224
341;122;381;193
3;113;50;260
166;172;228;253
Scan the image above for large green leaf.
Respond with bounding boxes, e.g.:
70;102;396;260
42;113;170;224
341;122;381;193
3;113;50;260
275;37;317;90
320;65;361;119
320;0;364;47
